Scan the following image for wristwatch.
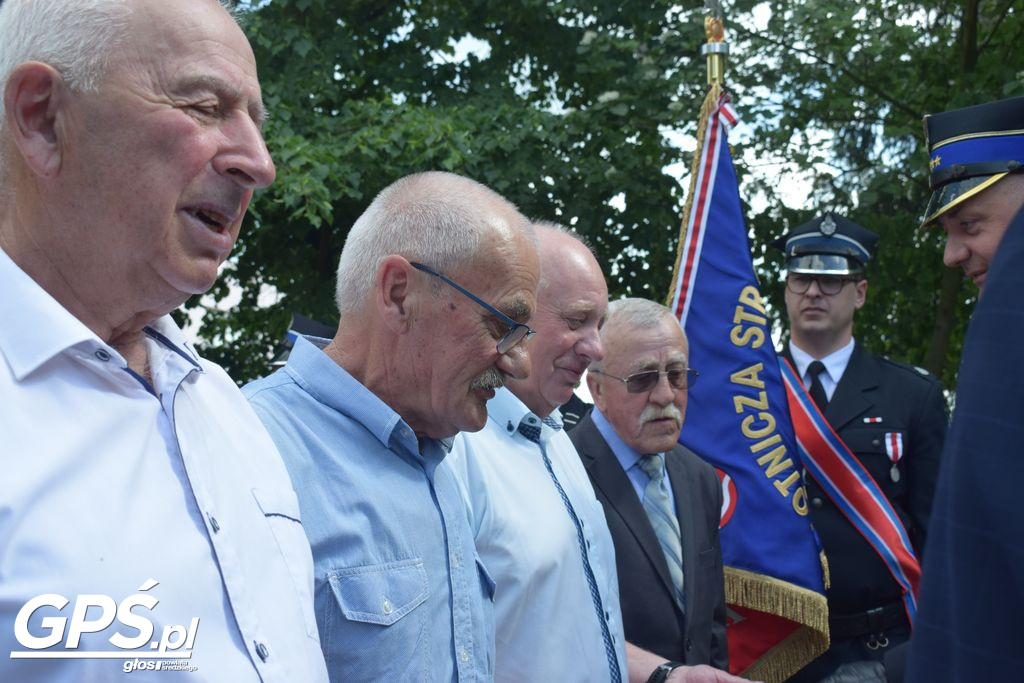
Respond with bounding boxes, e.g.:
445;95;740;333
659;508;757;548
646;660;685;683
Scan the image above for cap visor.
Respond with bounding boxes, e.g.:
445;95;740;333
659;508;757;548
786;254;863;276
922;173;1007;226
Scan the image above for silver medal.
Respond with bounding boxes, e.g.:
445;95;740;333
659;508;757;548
890;463;900;483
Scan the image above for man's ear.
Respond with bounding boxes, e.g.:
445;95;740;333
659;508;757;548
375;255;414;333
4;61;68;178
854;279;868;310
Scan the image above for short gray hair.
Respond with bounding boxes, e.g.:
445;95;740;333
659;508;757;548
0;0;132;132
334;171;527;318
0;0;236;173
591;297;684;371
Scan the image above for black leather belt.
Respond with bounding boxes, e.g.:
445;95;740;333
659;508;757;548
829;602;908;640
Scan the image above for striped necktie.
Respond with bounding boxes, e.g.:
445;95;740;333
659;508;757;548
637;454;685;610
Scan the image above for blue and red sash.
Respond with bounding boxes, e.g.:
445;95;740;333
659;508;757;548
779;358;921;622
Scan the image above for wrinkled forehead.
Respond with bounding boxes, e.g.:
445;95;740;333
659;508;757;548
607;319;688;369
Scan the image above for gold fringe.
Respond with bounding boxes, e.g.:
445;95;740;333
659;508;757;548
666;82;722;308
725;567;830;682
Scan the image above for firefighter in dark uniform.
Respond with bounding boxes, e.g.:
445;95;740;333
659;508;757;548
774;215;948;683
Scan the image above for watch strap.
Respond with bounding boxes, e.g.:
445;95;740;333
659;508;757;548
646;660;685;683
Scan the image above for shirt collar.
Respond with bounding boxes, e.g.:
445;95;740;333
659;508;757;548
0;248;201;381
0;248;99;380
284;335;433;457
591;406;647;472
789;337;855;384
487;387;562;442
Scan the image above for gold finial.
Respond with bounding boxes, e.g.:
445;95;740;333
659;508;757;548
701;0;729;85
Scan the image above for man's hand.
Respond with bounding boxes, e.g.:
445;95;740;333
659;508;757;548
667;664;761;683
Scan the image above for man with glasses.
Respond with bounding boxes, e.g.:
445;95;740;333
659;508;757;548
571;297;729;677
244;171;539;681
775;214;948;682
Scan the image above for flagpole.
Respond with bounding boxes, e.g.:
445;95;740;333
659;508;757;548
702;0;728;86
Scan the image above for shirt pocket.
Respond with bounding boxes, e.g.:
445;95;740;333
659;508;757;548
251;487;320;639
325;558;429;679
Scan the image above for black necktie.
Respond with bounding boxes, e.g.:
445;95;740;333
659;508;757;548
807;360;828;411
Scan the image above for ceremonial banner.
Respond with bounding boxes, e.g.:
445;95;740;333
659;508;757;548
668;85;829;682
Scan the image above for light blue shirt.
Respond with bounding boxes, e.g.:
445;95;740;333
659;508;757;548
789;337;855;401
447;388;628;683
0;248;327;683
590;407;677;511
244;336;494;683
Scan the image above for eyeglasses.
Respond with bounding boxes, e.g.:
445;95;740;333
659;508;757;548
591;367;698;393
410;262;535;354
786;273;859;296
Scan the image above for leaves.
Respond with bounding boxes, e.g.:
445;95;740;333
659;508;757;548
195;0;1024;389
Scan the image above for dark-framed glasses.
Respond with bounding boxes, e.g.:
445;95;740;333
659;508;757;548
410;262;535;354
786;273;859;296
591;366;698;393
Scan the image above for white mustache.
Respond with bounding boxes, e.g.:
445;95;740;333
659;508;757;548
470;368;505;391
640;404;682;425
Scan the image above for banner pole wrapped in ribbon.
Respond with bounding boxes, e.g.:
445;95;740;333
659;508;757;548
666;5;829;680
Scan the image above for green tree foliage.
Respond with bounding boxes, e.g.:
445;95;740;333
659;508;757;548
193;0;1022;386
730;0;1023;389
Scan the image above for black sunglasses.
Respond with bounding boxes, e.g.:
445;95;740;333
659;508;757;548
591;367;698;394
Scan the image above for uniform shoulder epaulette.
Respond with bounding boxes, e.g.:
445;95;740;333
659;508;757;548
880;356;940;384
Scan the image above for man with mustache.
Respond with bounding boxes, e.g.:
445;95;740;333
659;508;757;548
0;0;327;679
244;171;540;681
570;297;729;679
775;215;948;683
448;226;748;683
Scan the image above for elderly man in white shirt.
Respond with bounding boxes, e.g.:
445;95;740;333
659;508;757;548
0;1;327;680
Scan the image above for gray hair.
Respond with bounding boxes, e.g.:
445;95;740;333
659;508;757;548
591;297;684;371
334;171;527;318
0;0;236;173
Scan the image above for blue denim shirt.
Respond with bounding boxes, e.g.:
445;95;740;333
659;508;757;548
244;336;494;682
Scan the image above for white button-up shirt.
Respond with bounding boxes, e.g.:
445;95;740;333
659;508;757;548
789;337;855;402
446;388;628;682
0;248;328;682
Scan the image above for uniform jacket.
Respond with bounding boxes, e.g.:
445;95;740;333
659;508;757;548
569;413;729;669
782;342;948;615
906;204;1024;681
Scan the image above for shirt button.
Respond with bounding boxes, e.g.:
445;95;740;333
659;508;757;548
255;641;269;662
382;597;393;615
811;497;824;509
95;349;111;362
459;648;470;662
207;514;220;533
872;439;881;447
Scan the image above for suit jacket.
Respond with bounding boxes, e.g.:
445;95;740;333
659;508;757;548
782;342;948;615
570;413;728;668
905;204;1024;681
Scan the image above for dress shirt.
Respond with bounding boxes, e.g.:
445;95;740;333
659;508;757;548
446;388;628;683
590;407;677;511
0;248;327;683
789;338;855;402
244;336;493;683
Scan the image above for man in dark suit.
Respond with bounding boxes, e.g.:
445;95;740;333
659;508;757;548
570;297;729;676
904;97;1024;681
774;215;948;682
